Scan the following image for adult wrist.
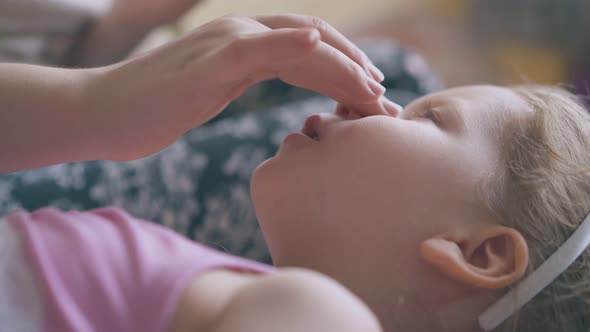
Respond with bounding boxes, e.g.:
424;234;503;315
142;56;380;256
73;66;118;161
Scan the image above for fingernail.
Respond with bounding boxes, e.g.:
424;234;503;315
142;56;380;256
368;64;385;82
367;79;386;97
297;29;320;45
384;99;403;116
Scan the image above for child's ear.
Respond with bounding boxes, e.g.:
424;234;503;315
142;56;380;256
420;226;529;289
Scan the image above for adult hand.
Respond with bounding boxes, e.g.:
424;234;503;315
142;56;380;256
84;14;397;161
108;0;206;29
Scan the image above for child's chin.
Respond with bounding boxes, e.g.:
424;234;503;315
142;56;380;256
249;160;278;211
250;158;271;188
250;155;283;187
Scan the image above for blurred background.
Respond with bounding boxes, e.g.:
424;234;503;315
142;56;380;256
142;0;590;95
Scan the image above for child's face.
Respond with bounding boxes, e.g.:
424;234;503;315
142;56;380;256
251;86;528;314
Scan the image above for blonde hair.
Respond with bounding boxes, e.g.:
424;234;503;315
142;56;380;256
482;85;590;331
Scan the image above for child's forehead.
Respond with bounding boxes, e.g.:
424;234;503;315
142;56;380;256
403;86;531;146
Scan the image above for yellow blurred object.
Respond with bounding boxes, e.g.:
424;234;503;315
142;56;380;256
424;0;468;17
179;0;412;32
491;44;567;85
137;0;572;88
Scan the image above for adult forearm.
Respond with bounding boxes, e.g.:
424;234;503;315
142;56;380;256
67;15;152;67
0;14;393;173
0;63;101;173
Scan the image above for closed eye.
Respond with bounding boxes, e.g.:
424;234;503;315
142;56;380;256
422;109;439;123
418;101;440;124
400;99;443;125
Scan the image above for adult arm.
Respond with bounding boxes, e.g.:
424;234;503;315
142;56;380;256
0;63;98;172
0;14;397;173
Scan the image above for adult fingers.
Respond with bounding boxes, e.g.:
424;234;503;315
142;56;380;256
219;27;385;104
275;40;386;105
220;27;320;81
254;14;385;82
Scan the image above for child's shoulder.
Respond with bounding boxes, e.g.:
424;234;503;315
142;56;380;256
173;268;383;332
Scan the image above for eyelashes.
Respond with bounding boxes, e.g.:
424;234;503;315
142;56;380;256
417;100;440;124
401;99;442;125
422;108;440;123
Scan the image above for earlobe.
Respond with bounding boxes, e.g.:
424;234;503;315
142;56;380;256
420;226;529;289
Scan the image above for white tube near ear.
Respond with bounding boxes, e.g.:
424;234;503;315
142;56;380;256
478;212;590;331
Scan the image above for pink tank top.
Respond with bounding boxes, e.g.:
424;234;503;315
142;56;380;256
3;207;273;332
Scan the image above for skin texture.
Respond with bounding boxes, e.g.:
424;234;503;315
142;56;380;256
171;269;383;332
0;14;398;173
83;14;397;162
251;86;532;331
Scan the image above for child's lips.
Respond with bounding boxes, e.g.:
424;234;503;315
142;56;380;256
301;114;321;141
